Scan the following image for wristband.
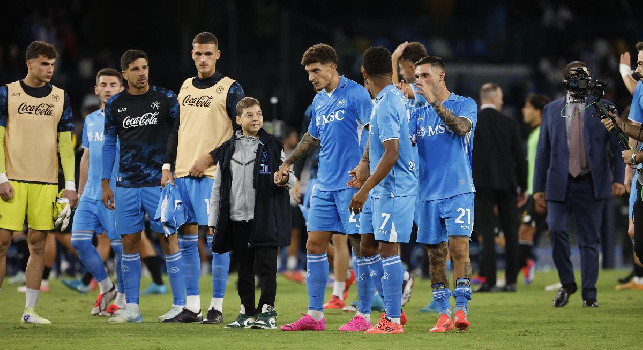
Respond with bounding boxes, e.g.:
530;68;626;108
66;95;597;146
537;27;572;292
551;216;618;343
65;181;76;191
0;173;8;184
162;163;171;170
631;153;637;166
620;64;633;78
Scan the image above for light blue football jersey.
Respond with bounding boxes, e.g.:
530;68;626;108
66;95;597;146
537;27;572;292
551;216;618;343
82;109;119;200
308;76;372;191
368;84;417;198
410;92;477;200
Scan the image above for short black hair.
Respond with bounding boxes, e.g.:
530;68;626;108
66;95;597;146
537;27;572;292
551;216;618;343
193;32;218;46
563;61;587;80
415;56;445;71
526;93;550;112
120;49;148;71
301;43;338;66
26;41;57;60
400;42;428;64
362;46;392;77
96;68;122;85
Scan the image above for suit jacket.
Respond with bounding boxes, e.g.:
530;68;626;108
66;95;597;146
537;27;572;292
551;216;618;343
533;96;624;201
472;107;527;193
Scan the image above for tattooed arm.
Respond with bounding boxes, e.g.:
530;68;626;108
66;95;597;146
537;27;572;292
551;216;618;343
430;100;472;136
274;132;320;186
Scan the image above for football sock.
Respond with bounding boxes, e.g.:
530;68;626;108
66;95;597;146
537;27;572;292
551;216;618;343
307;253;328;312
453;278;472;315
122;253;141;304
179;234;200;302
165;252;186;306
432;283;452;316
381;255;403;320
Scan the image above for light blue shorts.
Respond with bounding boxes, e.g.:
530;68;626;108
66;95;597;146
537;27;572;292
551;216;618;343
115;186;164;235
71;197;117;240
175;176;214;226
307;187;359;234
372;195;416;243
416;193;474;245
359;196;374;234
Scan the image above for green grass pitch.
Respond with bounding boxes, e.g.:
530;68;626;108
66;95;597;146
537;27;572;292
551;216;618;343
0;269;641;349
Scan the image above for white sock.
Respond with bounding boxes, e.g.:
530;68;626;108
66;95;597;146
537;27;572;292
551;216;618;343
356;311;370;321
41;280;49;287
209;297;223;311
97;278;113;294
333;282;346;299
633;276;643;284
25;288;39;308
287;256;297;271
239;304;246;315
115;292;126;307
125;303;140;313
186;295;200;313
390;317;401;324
308;309;324;321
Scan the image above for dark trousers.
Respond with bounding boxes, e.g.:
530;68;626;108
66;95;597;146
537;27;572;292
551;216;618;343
475;187;520;286
230;220;278;316
633;183;643;263
547;176;604;300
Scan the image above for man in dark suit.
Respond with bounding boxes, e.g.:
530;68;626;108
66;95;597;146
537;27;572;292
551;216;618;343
472;83;527;292
533;61;626;308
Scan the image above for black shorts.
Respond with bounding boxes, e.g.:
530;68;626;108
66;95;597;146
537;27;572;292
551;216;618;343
291;205;305;229
520;196;548;232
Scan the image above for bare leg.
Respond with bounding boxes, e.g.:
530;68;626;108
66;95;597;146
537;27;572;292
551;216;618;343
0;229;13;287
26;230;48;290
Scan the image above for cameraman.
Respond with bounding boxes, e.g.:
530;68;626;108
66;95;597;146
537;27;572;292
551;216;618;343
534;61;625;309
603;43;643;270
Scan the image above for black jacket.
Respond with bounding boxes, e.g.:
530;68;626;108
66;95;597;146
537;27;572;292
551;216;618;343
472;107;527;193
210;129;291;253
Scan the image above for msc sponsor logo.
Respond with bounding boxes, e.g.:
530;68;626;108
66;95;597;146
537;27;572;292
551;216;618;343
88;131;104;142
417;123;452;138
17;102;54;116
182;94;213;108
315;109;346;127
122;112;159;128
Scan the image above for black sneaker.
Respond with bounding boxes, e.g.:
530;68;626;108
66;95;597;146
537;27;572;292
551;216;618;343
202;308;223;324
251;305;277;329
163;308;202;323
582;299;599;308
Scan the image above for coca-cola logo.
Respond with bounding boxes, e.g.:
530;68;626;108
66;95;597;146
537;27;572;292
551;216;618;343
182;95;213;108
17;102;54;116
122;112;159;128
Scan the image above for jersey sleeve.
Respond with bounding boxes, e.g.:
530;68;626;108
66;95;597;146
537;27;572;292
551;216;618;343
458;97;478;128
408;108;419;137
226;81;245;121
81;119;89;149
629;82;643;122
56;93;74;132
377;99;401;142
353;87;373;126
0;86;7;127
307;98;320;139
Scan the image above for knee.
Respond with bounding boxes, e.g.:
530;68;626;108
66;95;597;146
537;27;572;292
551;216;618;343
427;243;448;264
360;236;379;257
0;235;11;255
306;237;327;255
449;243;469;262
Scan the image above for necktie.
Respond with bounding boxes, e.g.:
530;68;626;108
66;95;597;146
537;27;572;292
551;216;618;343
569;105;587;177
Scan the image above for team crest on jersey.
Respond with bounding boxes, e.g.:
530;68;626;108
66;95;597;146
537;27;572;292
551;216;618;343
215;86;224;94
51;94;60;102
151;101;160;110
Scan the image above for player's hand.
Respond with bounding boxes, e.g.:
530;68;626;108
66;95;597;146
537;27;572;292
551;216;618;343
101;181;115;210
347;160;370;188
533;191;547;216
189;154;214;178
620;52;631;67
517;191;528;208
161;169;174;187
274;163;290;186
289;179;302;204
415;80;436;104
62;189;79;208
612;183;626;197
392;41;409;61
349;189;368;214
0;181;14;202
622;149;636;165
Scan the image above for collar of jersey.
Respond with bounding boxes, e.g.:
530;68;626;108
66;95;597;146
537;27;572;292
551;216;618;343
321;75;347;99
375;84;397;102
